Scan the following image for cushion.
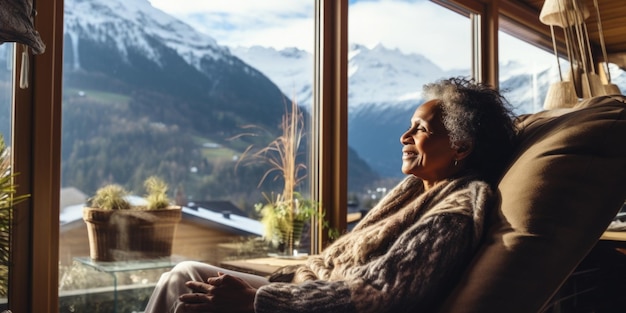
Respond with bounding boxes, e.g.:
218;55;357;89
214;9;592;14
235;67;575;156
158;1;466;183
438;95;626;313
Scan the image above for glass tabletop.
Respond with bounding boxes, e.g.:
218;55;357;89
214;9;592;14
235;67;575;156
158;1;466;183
73;255;187;273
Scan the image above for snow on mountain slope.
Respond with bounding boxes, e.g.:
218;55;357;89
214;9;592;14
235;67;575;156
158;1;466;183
233;41;583;117
64;0;229;71
232;43;467;111
231;46;313;106
347;44;445;108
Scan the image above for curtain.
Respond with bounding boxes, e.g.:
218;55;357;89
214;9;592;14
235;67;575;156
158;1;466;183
0;0;45;54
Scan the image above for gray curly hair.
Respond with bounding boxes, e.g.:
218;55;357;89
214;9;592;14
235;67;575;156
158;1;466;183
422;76;518;182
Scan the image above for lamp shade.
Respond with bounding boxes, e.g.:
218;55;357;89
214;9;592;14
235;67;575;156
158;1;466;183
604;83;622;95
543;81;579;110
540;0;590;27
581;72;608;98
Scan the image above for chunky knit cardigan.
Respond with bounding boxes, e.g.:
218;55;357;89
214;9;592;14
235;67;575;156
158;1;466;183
255;174;493;313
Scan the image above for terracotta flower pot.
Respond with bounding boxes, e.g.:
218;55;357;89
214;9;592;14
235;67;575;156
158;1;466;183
82;206;182;262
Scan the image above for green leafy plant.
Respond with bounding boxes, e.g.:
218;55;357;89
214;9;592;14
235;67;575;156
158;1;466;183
255;192;319;252
0;135;30;296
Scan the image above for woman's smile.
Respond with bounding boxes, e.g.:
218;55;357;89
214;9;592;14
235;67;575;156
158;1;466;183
402;149;418;159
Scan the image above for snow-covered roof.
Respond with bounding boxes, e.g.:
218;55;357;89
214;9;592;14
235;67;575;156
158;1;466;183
60;195;262;237
182;206;262;236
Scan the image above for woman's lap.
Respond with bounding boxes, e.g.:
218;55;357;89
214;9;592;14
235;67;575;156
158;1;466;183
143;261;269;313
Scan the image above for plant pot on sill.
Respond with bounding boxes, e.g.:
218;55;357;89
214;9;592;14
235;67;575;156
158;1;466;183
276;219;306;256
82;206;182;262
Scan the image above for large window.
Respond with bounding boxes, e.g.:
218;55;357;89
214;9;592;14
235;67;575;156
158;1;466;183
21;0;626;312
345;0;472;215
58;0;316;310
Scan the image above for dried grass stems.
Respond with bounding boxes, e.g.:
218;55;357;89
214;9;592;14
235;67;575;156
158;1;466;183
0;135;29;296
235;99;316;249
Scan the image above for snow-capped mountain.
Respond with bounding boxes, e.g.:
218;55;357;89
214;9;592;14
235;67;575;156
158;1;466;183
347;44;459;109
232;43;561;177
231;46;313;107
65;0;226;71
63;0;288;135
232;43;466;111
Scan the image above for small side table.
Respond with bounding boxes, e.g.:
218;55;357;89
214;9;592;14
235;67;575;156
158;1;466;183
73;255;186;313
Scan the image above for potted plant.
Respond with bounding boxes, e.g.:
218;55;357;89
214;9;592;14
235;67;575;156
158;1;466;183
0;135;29;296
82;176;182;262
239;99;326;256
255;192;319;256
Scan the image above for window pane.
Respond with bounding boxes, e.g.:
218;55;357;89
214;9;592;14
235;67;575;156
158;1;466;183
346;1;472;220
0;44;12;145
499;31;557;114
59;0;314;310
0;43;14;309
602;62;625;95
499;30;626;114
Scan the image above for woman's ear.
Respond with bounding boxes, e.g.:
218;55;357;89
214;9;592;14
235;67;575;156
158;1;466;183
454;141;474;161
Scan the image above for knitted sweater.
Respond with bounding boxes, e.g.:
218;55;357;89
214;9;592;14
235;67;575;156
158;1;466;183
255;174;492;313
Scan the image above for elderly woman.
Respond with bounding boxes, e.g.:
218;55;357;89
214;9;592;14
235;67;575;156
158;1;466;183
144;76;517;313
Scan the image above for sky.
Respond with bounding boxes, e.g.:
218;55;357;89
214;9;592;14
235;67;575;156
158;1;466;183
148;0;555;71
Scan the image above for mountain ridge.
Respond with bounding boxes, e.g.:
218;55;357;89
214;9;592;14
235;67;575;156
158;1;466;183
58;0;382;201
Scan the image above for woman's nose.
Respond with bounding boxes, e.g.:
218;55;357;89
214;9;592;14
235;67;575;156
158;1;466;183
400;130;412;145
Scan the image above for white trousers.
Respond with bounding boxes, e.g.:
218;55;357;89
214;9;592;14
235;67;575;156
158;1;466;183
143;261;269;313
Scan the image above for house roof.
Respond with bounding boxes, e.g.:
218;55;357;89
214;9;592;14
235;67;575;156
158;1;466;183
60;195;263;237
60;187;88;209
186;200;248;217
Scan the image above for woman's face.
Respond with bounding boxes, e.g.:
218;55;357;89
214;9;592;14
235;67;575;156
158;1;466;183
400;99;459;187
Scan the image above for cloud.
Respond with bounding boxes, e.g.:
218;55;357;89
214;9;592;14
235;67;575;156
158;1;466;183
348;1;471;70
149;0;553;71
149;0;314;51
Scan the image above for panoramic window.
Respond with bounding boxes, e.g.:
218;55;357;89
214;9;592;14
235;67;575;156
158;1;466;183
346;0;472;219
59;0;315;310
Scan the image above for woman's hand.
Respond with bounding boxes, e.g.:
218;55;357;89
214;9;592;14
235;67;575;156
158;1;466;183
179;272;257;313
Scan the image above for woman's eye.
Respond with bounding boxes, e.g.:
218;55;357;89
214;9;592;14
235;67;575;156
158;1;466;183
406;125;430;134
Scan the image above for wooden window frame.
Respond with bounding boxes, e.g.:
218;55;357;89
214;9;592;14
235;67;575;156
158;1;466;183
11;0;63;311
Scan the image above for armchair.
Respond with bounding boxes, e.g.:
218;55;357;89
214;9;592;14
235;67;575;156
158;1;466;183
439;95;626;313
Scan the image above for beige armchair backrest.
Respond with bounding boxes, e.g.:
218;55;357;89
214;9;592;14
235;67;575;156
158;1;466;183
439;95;626;313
